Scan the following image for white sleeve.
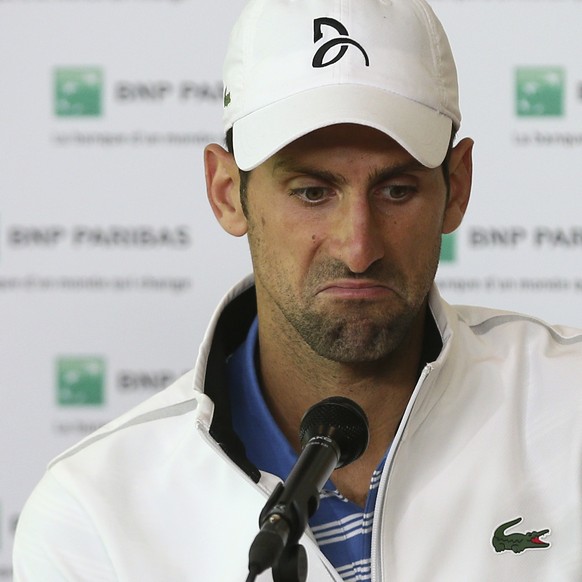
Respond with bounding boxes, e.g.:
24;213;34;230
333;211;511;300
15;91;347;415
13;471;117;581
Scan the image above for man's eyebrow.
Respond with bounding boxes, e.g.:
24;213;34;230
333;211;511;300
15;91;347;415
367;160;430;185
272;158;348;186
273;157;430;187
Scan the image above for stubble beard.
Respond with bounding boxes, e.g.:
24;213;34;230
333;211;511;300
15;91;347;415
271;259;438;365
285;302;418;363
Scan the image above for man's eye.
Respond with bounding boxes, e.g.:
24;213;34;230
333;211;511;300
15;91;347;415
378;185;417;201
291;187;330;204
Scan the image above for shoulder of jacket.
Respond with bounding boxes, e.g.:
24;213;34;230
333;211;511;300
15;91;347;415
453;303;582;346
48;369;211;471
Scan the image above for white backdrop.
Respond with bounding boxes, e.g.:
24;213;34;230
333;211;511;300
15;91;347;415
1;0;581;576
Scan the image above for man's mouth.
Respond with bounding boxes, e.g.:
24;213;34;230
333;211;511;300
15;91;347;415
316;279;394;300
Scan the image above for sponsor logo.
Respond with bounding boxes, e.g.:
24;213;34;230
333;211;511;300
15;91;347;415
492;517;550;554
516;67;565;117
468;226;582;249
70;225;191;247
440;233;456;262
53;67;221;115
51;70;223;147
116;369;183;392
114;80;222;103
437;225;582;297
6;225;191;249
469;226;528;248
8;226;66;247
57;356;106;406
55;67;104;117
312;17;370;68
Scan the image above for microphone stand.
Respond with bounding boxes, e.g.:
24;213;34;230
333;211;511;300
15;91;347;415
273;544;307;582
252;472;317;582
245;396;369;582
246;547;306;582
248;434;337;582
246;541;306;582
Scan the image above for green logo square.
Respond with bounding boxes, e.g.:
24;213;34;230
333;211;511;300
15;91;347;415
440;233;456;263
57;357;106;406
54;68;103;117
516;67;565;117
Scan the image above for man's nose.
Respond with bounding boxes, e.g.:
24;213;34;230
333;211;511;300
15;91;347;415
327;195;385;274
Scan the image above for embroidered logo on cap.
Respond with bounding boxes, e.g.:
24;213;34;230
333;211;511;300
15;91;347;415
312;17;370;68
492;517;551;554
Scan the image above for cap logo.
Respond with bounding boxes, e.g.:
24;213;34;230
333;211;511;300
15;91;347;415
312;17;370;68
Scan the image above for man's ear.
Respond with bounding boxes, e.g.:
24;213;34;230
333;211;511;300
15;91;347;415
442;137;474;234
204;143;248;237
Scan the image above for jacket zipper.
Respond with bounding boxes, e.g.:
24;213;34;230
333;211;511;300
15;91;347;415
370;363;434;582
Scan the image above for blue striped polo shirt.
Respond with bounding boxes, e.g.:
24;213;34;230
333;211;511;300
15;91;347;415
227;317;386;581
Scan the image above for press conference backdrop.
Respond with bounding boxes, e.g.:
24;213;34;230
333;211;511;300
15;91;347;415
0;0;581;575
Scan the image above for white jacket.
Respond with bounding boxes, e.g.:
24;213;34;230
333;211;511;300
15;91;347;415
13;276;582;581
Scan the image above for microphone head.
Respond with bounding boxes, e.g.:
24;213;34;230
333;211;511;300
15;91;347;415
299;396;369;468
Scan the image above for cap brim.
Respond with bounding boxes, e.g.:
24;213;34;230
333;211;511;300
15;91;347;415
232;84;453;171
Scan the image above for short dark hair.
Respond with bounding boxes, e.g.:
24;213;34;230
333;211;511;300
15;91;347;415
225;128;251;217
225;126;457;215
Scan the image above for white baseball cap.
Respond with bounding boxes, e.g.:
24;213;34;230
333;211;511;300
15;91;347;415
223;0;461;171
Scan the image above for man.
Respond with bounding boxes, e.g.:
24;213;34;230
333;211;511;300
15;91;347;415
13;0;582;580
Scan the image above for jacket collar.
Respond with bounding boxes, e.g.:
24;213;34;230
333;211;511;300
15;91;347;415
194;276;449;482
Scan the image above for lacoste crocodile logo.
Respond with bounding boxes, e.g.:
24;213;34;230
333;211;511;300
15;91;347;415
492;517;550;554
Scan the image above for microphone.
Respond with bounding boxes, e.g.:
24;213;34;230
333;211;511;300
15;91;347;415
247;396;369;580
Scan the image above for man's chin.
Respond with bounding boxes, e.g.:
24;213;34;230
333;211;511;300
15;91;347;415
306;321;407;364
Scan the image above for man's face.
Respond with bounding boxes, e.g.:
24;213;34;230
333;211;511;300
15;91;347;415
241;124;457;364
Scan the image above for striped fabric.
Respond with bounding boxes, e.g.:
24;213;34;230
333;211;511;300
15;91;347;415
307;460;386;581
227;317;388;581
